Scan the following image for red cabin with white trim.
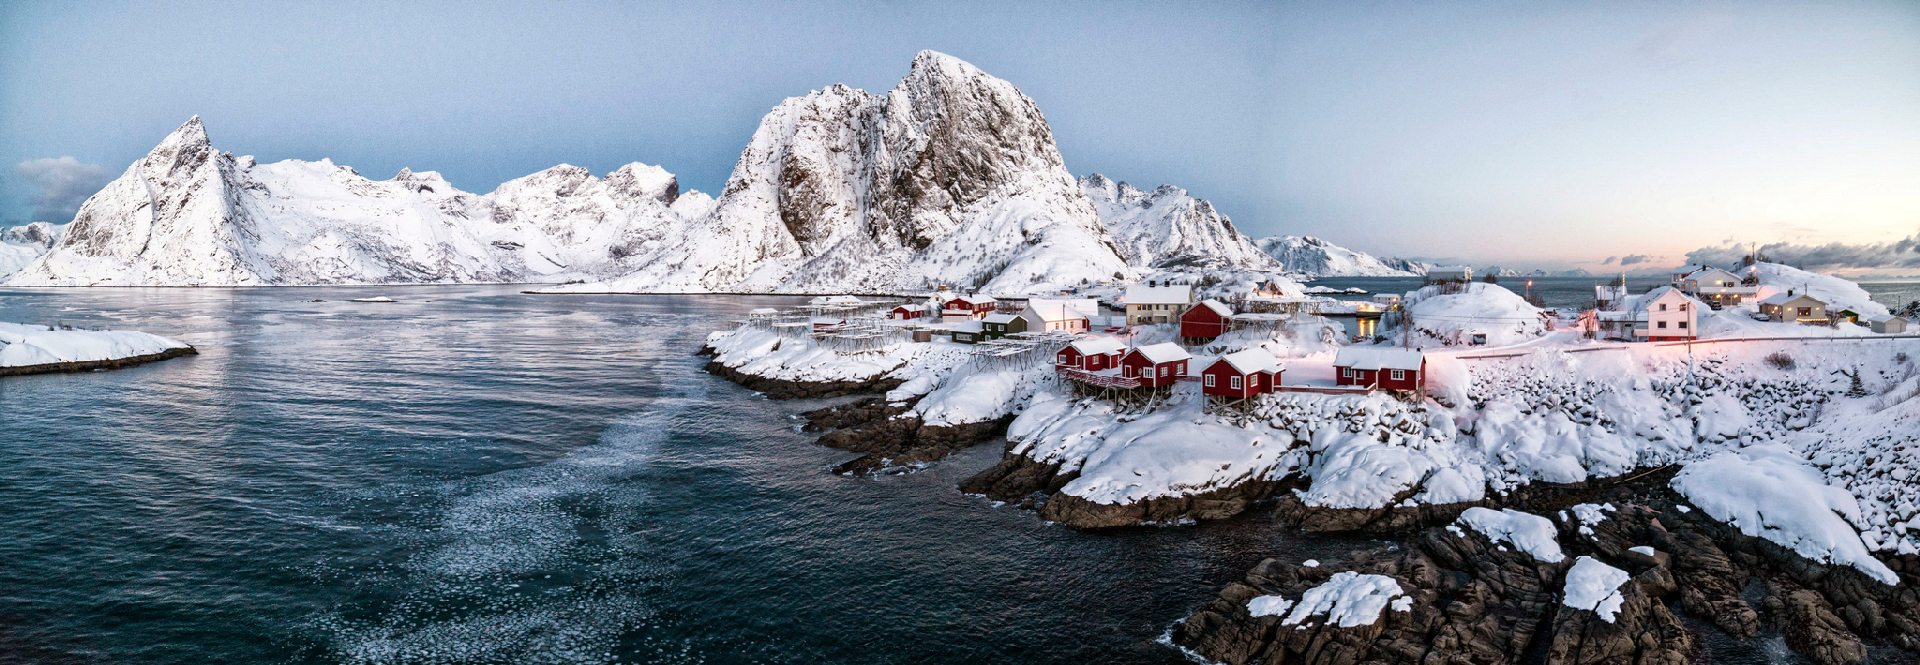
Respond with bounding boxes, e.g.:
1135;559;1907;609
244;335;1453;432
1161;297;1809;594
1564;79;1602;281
1055;337;1127;372
1180;300;1232;339
943;294;998;319
1333;347;1426;393
890;304;926;320
1201;348;1283;399
1118;343;1192;388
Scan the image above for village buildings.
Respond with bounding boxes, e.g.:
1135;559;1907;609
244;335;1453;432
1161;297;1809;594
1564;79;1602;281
980;312;1026;339
1055;337;1127;372
1019;298;1099;333
1596;285;1702;342
1124;283;1193;326
1179;300;1232;340
1332;347;1426;393
942;294;998;321
1672;266;1757;309
1118;343;1191;388
1201;348;1283;400
1759;291;1829;324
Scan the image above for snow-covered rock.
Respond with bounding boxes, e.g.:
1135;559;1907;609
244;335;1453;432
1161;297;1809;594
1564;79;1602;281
1456;507;1566;563
8;117;710;286
0;222;63;279
1404;282;1545;346
0;321;191;368
1252;235;1418;277
1671;445;1899;585
1277;571;1410;628
564;51;1134;295
1561;556;1630;622
1080;174;1276;271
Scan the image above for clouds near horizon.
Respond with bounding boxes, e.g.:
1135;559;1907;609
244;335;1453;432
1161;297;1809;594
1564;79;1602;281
1684;233;1920;272
13;157;109;223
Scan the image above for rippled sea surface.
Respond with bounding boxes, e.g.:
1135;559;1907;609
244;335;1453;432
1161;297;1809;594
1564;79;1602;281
0;286;1375;664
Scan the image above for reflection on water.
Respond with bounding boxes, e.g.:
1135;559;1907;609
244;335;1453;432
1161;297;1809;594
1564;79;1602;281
1;286;1373;664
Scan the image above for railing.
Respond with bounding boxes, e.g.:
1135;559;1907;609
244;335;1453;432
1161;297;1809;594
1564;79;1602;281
1057;367;1142;389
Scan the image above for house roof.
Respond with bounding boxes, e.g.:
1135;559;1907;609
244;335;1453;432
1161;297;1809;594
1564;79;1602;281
1617;285;1705;314
1682;266;1740;281
1068;336;1127;357
1759;292;1824;307
1023;298;1099;322
1214;348;1282;375
1333;347;1424;371
982;313;1019;324
1191;299;1232;317
950;294;996;305
1127;342;1192;364
1123;283;1193;305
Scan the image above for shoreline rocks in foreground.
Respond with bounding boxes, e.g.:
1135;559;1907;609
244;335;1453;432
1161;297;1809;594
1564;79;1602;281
1;322;198;377
1173;471;1920;665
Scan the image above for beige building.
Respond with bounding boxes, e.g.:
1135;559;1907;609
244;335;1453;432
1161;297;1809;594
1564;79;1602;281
1123;283;1193;326
1759;292;1828;324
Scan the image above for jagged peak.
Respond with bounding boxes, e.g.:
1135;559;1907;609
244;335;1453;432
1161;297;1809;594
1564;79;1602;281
909;49;973;76
145;115;212;163
605;162;678;204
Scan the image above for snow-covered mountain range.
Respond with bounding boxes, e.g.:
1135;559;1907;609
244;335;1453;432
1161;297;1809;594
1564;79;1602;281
7;116;712;286
560;51;1137;294
1079;174;1277;272
1251;235;1421;277
0;222;62;278
8;51;1409;291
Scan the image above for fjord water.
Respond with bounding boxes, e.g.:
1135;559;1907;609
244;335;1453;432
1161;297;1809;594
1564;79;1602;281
0;287;1360;664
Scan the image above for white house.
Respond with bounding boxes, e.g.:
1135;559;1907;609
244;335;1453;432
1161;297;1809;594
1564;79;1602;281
1019;298;1101;333
1124;283;1194;326
1597;285;1701;342
1759;291;1829;324
1673;266;1755;308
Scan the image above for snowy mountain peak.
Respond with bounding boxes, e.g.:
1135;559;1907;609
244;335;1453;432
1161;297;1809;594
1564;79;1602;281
1253;235;1419;278
605;162;678;204
1080;174;1275;271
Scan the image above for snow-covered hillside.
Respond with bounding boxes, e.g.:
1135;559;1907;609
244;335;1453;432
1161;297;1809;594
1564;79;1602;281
0;222;62;279
1253;236;1418;277
7;117;710;286
1080;174;1277;272
563;51;1134;294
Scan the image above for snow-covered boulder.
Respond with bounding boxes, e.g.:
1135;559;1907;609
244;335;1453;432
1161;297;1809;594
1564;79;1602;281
1404;282;1545;346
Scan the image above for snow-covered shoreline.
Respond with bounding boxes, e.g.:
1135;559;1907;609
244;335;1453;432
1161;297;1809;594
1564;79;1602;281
0;322;196;376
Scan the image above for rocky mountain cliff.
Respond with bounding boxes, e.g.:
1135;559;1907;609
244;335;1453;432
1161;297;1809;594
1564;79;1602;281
0;222;63;279
1253;235;1419;277
1080;174;1278;272
7;118;710;286
567;51;1133;293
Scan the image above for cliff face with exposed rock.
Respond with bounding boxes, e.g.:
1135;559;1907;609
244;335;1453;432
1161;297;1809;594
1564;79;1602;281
1081;174;1279;272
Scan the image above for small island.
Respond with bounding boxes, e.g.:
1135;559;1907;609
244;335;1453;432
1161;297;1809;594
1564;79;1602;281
0;321;197;376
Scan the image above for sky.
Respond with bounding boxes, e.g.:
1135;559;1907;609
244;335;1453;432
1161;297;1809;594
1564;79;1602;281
2;1;1915;272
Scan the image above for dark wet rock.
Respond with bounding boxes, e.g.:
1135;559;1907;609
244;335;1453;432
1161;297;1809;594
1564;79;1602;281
1038;478;1291;529
1176;471;1920;665
700;357;902;400
0;345;198;377
800;397;1012;475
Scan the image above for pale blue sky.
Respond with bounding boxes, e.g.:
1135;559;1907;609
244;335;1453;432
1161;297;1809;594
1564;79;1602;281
3;1;1915;269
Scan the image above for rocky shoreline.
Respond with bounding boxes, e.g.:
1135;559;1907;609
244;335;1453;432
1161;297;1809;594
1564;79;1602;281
0;346;198;377
700;347;1010;473
1173;469;1920;665
960;449;1293;528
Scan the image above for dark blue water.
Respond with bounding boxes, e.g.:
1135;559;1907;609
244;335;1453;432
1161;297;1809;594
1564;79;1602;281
0;286;1370;664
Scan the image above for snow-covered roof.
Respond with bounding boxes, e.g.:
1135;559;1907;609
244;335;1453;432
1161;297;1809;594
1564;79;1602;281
949;293;996;304
982;313;1019;324
1680;266;1739;281
1123;283;1192;305
1192;299;1231;317
1618;285;1705;314
951;321;984;332
1333;347;1424;371
1760;291;1824;307
1128;342;1191;364
1214;348;1282;375
1022;298;1099;322
1068;336;1127;357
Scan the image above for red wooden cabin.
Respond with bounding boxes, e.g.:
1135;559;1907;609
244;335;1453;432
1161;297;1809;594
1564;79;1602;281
1180;300;1233;339
1201;348;1283;399
943;295;998;318
1332;347;1426;393
1118;343;1192;388
1055;337;1127;372
890;304;926;320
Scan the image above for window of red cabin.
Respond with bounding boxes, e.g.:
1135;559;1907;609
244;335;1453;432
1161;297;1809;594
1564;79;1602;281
1230;376;1242;389
1204;375;1216;387
1390;369;1404;381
